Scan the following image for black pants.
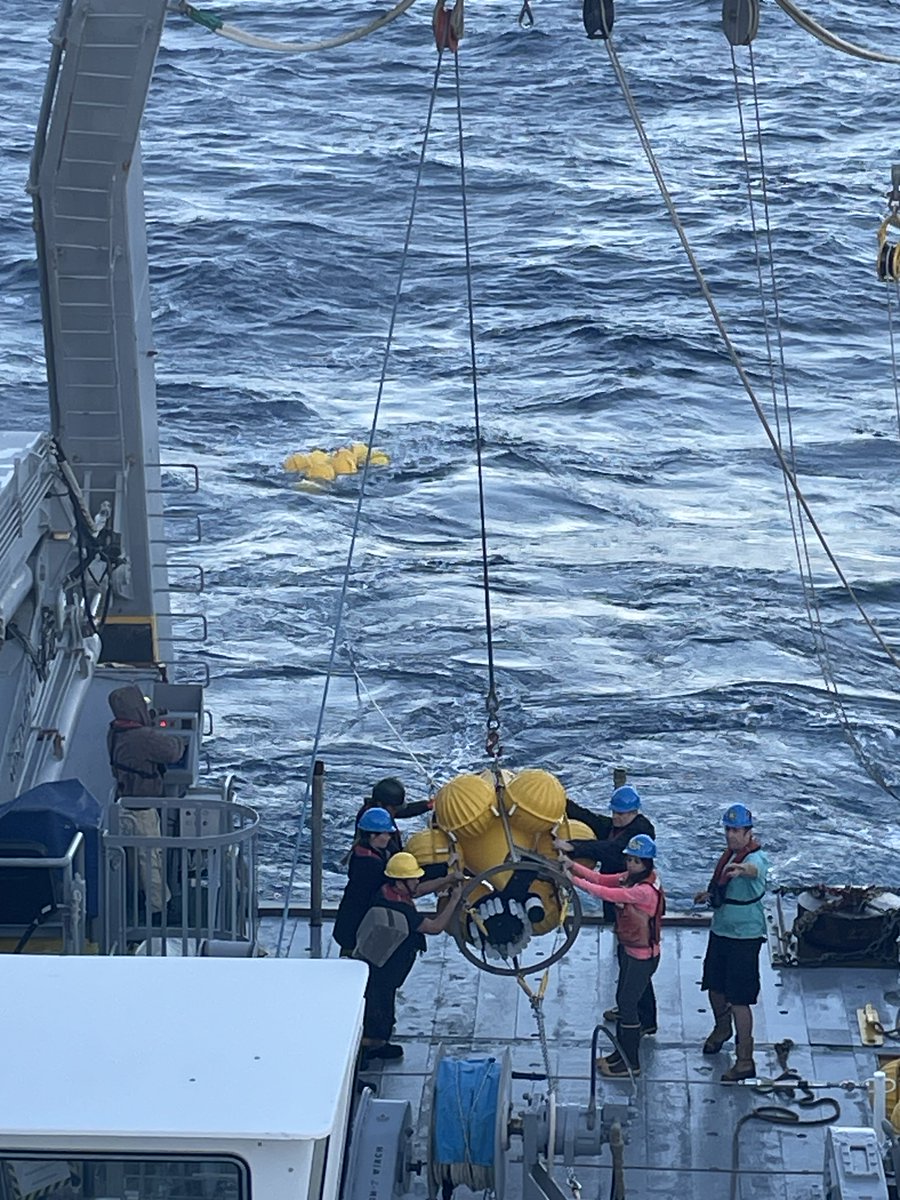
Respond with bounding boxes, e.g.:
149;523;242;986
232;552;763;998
362;950;417;1042
363;969;398;1042
616;943;658;1027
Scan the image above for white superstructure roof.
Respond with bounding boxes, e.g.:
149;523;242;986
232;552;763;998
0;956;367;1141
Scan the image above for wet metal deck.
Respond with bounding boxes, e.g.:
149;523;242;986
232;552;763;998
260;915;899;1199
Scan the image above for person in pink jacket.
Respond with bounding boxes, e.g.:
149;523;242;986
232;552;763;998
565;834;665;1078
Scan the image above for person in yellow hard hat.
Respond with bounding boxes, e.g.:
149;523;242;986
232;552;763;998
359;851;464;1066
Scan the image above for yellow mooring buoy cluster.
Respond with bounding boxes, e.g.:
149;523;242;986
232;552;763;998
283;442;391;483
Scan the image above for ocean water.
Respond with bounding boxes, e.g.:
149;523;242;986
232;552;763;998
2;0;900;907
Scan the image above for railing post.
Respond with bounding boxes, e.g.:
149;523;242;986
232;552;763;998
309;759;325;958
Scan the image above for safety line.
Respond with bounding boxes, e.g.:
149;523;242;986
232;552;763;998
276;44;450;956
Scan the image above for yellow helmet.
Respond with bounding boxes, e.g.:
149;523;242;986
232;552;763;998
384;851;425;879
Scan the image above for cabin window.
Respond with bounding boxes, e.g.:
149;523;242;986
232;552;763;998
0;1153;249;1199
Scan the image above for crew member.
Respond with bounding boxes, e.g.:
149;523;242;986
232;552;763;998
107;685;185;915
355;776;434;854
360;852;463;1065
564;834;664;1078
333;807;394;958
558;785;655;922
694;804;769;1082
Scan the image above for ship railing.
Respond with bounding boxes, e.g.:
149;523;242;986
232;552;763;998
103;796;259;956
0;829;85;955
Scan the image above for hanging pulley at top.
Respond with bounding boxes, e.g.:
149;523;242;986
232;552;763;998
877;166;900;283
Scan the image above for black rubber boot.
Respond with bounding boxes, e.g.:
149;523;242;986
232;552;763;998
600;1023;641;1078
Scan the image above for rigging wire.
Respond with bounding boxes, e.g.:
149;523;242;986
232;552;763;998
592;24;900;683
448;29;504;768
731;45;900;801
176;0;418;54
885;280;900;445
772;0;900;66
275;42;451;957
343;648;439;794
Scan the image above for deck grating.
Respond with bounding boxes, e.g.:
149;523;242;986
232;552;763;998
260;915;899;1199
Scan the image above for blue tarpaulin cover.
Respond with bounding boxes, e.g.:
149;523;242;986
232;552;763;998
433;1055;500;1167
0;779;105;917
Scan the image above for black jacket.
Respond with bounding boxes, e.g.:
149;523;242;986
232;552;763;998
333;845;388;950
565;798;656;874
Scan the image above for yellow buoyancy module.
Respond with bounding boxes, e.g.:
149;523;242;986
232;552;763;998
432;769;574;960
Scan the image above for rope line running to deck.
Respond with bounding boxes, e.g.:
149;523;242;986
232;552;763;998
591;22;900;682
344;646;438;794
276;44;451;957
177;0;418;54
772;0;900;66
731;45;900;802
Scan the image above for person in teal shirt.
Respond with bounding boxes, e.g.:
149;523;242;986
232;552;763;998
694;804;769;1082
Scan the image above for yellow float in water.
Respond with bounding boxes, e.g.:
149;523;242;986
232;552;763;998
282;442;391;483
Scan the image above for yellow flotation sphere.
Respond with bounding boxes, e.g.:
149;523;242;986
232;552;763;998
434;773;496;840
369;450;390;466
350;442;370;466
505;769;567;837
533;818;595;865
283;453;310;473
478;767;517;789
405;826;463;870
331;448;358;476
305;461;336;482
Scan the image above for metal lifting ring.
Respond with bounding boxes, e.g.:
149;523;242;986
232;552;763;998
452;857;582;977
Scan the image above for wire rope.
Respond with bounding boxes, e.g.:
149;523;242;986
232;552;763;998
772;0;900;66
732;45;900;800
591;25;900;682
449;44;504;768
885;280;900;446
275;44;450;956
176;0;418;54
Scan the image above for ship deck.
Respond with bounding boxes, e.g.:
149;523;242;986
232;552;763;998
260;912;899;1200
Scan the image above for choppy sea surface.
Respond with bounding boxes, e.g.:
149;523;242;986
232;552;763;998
2;0;900;907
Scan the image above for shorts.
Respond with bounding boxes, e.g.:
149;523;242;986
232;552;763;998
701;931;764;1006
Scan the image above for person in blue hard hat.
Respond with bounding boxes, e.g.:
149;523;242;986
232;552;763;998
694;803;769;1082
562;834;665;1078
333;807;395;958
335;807;455;958
557;784;655;923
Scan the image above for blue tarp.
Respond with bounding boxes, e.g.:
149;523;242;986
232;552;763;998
433;1055;500;1167
0;779;106;918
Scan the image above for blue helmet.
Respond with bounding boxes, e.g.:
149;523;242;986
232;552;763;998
358;806;394;833
723;804;753;829
610;785;641;813
625;834;656;859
